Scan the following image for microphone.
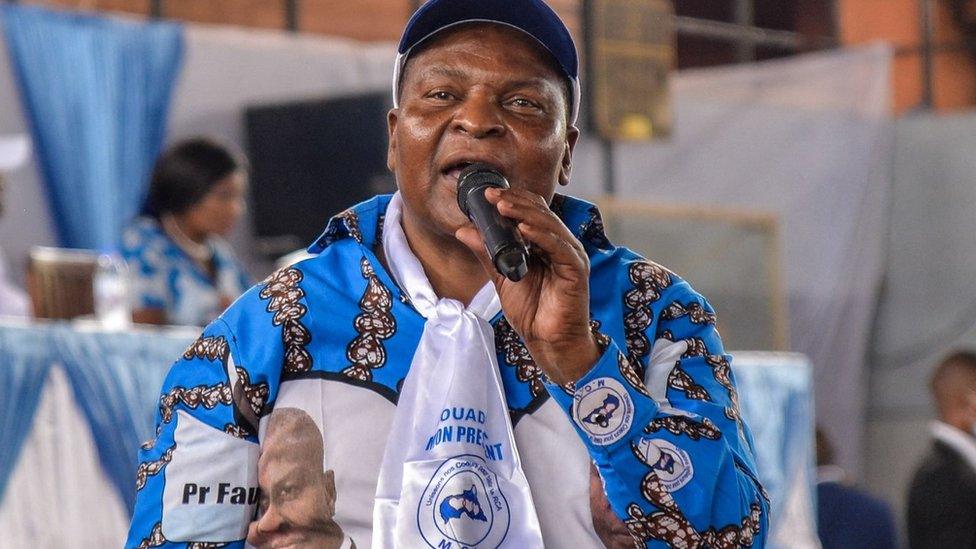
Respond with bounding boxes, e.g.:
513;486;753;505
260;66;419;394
456;163;529;282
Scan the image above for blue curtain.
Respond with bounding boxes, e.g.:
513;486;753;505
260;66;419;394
0;326;52;507
0;5;184;249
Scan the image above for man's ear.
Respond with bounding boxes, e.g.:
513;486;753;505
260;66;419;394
558;125;580;186
324;468;337;507
387;108;399;174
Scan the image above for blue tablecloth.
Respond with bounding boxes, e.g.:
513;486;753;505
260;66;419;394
0;322;816;544
0;320;197;513
734;351;818;548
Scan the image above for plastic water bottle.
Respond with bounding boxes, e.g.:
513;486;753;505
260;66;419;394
93;252;132;330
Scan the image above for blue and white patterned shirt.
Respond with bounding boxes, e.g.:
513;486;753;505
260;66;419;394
121;217;251;327
127;195;768;548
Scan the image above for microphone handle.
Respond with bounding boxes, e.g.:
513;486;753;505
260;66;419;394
464;184;529;282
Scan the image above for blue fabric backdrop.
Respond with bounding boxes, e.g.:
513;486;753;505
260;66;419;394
0;323;195;515
54;325;195;514
0;5;183;249
0;326;52;507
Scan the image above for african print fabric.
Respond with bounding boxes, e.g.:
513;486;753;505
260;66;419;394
122;217;251;327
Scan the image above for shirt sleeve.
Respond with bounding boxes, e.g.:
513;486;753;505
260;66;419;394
126;277;288;548
544;263;769;548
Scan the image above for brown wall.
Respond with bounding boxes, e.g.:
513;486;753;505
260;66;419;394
23;0;582;40
839;0;976;113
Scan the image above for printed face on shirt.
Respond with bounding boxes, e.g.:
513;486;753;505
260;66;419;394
247;408;349;549
180;171;246;238
387;22;578;242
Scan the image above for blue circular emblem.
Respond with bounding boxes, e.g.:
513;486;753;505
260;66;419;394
572;377;634;445
417;454;511;548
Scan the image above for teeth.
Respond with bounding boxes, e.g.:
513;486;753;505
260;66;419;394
444;162;474;180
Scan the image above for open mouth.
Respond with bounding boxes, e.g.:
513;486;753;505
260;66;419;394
442;161;474;182
441;160;504;182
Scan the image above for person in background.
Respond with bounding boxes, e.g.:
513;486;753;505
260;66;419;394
907;351;976;549
0;134;32;318
122;137;250;327
815;426;898;549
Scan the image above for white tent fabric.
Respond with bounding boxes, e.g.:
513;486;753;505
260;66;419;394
602;45;894;477
865;112;976;520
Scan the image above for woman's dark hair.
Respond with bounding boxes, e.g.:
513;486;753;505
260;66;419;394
143;137;244;219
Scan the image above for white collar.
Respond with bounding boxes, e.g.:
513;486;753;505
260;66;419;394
930;421;976;474
381;192;500;320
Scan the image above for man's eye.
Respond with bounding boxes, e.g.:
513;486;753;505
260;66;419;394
509;97;540;109
429;91;455;101
276;484;297;500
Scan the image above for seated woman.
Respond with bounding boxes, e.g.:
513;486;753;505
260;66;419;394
122;137;251;326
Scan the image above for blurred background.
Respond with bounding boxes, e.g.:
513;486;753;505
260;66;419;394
0;0;974;547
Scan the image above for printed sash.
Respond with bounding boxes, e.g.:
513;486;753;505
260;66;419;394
372;193;544;548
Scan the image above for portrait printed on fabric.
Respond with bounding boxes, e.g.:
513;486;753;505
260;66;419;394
247;407;356;549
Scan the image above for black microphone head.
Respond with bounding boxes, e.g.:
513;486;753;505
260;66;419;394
457;163;508;215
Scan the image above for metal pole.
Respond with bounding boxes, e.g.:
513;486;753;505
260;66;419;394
920;0;935;108
733;0;756;63
285;0;298;32
673;16;835;50
581;0;616;197
830;0;841;39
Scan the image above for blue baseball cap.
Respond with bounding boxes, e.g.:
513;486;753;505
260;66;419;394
392;0;581;124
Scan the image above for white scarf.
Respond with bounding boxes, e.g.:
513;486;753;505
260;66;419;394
372;193;544;548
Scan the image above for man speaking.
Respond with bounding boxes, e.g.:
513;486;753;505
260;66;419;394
127;1;768;547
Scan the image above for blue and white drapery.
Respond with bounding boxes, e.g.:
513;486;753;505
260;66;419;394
0;323;195;518
0;326;52;507
0;5;184;249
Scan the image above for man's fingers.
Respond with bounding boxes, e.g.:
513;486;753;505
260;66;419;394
517;221;587;269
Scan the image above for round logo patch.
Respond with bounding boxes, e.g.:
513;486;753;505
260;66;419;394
572;377;634;445
635;438;694;492
418;454;510;548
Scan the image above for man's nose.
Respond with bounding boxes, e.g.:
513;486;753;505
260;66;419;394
255;503;285;532
452;92;505;138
